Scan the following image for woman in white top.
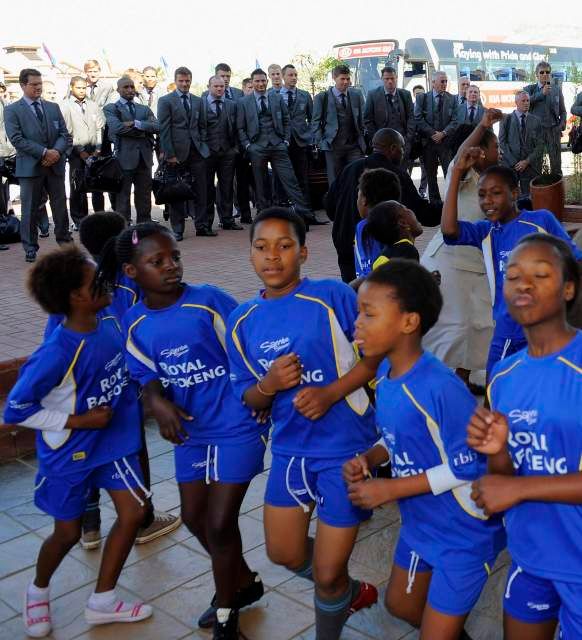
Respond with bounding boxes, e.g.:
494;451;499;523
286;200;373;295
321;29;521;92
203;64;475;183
421;112;501;389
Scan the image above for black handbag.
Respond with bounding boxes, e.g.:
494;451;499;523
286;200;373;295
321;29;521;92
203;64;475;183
152;163;196;205
570;124;582;154
0;156;18;184
72;155;124;194
0;212;20;243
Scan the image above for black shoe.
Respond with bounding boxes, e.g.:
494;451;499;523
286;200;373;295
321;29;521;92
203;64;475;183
57;237;74;246
212;608;239;640
196;228;218;237
39;230;50;238
0;244;9;251
239;213;253;224
304;215;329;226
198;573;264;629
221;222;244;230
174;233;184;242
25;250;36;263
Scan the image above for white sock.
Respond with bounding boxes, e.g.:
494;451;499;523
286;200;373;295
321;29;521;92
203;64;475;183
87;589;117;612
216;608;232;624
28;583;50;601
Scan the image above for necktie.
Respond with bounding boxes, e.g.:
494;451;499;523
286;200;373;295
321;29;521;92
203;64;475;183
386;93;394;110
260;95;267;114
460;96;466;104
226;88;232;101
32;101;43;123
214;99;222;116
469;106;475;123
147;89;153;108
340;93;347;109
521;113;527;138
182;93;190;118
76;100;85;114
127;100;136;119
287;91;294;111
90;84;95;99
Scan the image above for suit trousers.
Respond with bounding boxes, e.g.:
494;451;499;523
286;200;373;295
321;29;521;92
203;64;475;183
68;153;89;225
19;169;70;252
288;140;311;209
234;153;254;217
324;145;364;186
206;149;236;225
542;126;563;175
169;149;208;234
517;166;539;196
0;178;9;216
248;143;308;212
117;157;152;224
422;142;453;203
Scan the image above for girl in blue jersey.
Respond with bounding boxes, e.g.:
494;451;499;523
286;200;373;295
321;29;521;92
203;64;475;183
467;234;582;640
45;213;180;553
4;247;152;638
226;208;379;640
95;223;267;640
331;260;504;640
441;152;582;380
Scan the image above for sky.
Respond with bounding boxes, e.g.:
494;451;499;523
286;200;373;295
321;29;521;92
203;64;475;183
4;0;582;81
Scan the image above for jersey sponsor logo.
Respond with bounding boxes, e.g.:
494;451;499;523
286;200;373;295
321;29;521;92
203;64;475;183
258;358;324;384
104;351;123;372
72;451;86;461
452;449;477;468
391;449;425;477
259;337;290;354
159;359;227;388
510;430;568;475
161;345;190;358
527;602;551;611
508;409;538;426
8;400;33;410
87;365;130;409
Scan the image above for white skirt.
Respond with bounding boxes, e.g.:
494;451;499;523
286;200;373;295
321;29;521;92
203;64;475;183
421;250;493;371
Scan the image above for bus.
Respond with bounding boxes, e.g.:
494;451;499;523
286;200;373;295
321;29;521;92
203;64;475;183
333;37;582;137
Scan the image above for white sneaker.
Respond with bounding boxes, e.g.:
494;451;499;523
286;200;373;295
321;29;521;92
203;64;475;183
84;600;153;625
23;590;51;638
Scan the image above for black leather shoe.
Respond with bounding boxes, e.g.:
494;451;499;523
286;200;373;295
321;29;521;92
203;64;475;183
198;573;264;629
174;233;184;242
0;244;9;251
25;250;36;263
39;230;50;238
239;214;253;224
196;228;218;237
221;222;244;230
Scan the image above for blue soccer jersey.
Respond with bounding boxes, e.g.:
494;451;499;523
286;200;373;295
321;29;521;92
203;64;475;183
354;219;384;278
44;271;141;339
227;278;378;459
376;351;505;570
122;284;263;445
4;316;141;476
488;331;582;584
444;209;582;339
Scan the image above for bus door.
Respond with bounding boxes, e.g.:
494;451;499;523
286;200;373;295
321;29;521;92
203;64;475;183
440;62;460;95
401;60;430;93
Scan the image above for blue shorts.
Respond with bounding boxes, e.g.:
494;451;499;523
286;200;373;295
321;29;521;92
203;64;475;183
486;333;528;379
503;563;582;639
34;454;146;521
174;434;267;484
394;537;493;616
265;453;371;528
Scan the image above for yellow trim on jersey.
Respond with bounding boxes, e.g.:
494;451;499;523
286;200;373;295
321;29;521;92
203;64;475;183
101;315;121;332
486;359;523;407
115;284;139;306
484;562;491;575
126;315;157;373
394;238;414;246
481;230;495;305
401;382;487;520
557;356;582;375
373;255;390;270
518;220;547;234
59;340;85;388
231;304;262;381
181;303;227;352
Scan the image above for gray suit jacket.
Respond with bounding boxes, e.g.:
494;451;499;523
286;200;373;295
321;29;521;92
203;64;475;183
414;91;458;139
236;93;290;149
200;97;238;150
157;91;209;161
363;87;414;138
86;80;115;109
0;100;15;157
284;88;313;147
225;86;244;102
311;87;366;152
455;103;485;125
141;85;164;113
103;100;159;170
4;98;71;177
60;97;104;151
524;82;566;129
499;112;544;171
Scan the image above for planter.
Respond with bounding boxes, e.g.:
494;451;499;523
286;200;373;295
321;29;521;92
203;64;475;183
530;174;565;221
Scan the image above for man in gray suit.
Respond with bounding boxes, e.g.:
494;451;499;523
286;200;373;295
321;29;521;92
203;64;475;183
455;85;485;126
279;64;322;217
104;77;158;224
499;90;544;196
84;60;115;108
312;64;366;185
5;68;72;261
524;62;566;175
141;66;164;113
363;66;414;144
61;76;105;225
455;76;470;106
414;70;458;203
215;63;244;102
237;68;310;217
158;66;210;239
203;76;242;230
